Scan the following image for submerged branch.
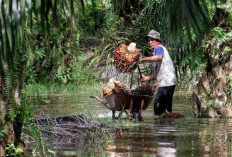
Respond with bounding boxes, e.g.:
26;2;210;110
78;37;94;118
27;114;120;150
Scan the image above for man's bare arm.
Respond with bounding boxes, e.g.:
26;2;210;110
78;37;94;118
141;54;163;62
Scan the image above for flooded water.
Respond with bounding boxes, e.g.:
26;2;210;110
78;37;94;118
29;86;232;157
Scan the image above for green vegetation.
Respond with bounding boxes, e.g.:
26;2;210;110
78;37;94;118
6;144;23;157
0;0;232;156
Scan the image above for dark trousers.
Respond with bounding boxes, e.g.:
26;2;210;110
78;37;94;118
154;85;175;115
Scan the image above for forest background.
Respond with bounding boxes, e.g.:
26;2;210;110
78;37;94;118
0;0;232;156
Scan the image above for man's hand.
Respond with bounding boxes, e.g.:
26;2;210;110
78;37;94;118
139;74;150;82
141;58;146;62
139;74;156;82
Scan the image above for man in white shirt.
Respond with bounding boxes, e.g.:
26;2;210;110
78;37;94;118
140;30;176;115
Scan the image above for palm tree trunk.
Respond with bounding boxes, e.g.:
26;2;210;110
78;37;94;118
0;59;25;156
192;7;232;117
0;75;7;156
0;82;7;156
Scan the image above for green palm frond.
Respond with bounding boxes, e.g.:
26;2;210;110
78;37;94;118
0;0;84;68
165;0;217;40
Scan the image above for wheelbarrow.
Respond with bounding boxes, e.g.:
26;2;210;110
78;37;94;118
90;93;154;120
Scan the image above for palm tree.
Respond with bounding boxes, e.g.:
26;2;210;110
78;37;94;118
0;0;85;155
0;0;228;155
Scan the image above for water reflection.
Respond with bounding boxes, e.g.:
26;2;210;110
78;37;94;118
103;96;232;157
197;119;232;157
29;92;232;157
157;126;177;157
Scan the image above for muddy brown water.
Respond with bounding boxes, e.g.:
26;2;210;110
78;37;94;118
27;90;232;157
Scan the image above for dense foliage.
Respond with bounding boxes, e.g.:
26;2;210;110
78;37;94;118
0;0;231;156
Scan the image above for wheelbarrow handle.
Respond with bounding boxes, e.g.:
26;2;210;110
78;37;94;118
90;95;103;102
90;95;112;110
138;66;142;78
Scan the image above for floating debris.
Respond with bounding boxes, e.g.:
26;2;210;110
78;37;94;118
160;112;185;118
33;114;120;150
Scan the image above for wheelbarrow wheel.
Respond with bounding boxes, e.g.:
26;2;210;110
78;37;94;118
112;111;116;119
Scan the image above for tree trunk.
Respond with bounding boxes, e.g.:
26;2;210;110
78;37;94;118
0;94;7;157
0;59;25;156
192;39;232;117
0;75;7;157
0;96;15;157
192;8;232;118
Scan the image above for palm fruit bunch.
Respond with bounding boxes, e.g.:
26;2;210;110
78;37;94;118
130;85;154;96
102;79;129;96
114;43;141;72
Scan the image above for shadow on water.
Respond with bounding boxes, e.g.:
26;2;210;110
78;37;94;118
28;90;232;157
